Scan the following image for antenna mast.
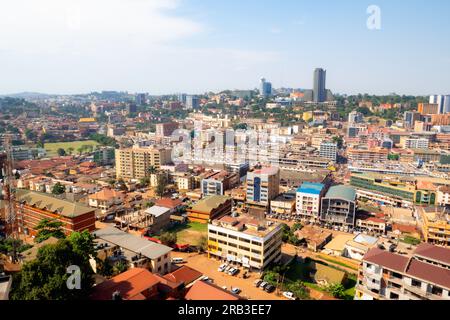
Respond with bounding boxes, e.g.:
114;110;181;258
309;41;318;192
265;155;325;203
2;134;19;263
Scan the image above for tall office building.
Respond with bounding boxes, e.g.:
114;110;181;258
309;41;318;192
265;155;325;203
429;95;450;114
313;68;327;103
404;111;421;129
246;167;280;207
319;142;338;162
135;93;147;106
348;111;364;125
186;95;200;110
259;78;272;97
115;147;172;180
177;93;187;104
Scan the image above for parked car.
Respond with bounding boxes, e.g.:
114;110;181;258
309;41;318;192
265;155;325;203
218;263;228;272
259;281;268;289
231;287;241;294
264;285;276;293
225;266;232;273
172;258;184;264
254;279;263;287
282;291;296;300
228;268;239;276
227;267;235;275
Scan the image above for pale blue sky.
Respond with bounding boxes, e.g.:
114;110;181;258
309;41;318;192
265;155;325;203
0;0;449;95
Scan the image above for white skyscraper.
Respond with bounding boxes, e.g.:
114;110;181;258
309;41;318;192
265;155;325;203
429;95;450;114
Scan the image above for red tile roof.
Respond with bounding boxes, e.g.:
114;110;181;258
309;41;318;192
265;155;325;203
406;259;450;289
392;224;417;234
184;281;241;300
163;266;203;286
414;243;450;265
363;248;410;273
155;198;183;209
90;268;160;300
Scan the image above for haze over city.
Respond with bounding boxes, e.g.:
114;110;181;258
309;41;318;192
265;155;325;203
1;0;450;95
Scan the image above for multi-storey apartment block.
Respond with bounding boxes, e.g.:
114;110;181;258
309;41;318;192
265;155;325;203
320;185;357;228
418;207;449;248
296;182;326;222
201;171;239;197
207;214;283;271
355;244;450;300
246;167;280;208
115;147;172;180
319;142;338;162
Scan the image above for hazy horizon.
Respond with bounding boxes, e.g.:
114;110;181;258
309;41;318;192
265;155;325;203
1;0;449;96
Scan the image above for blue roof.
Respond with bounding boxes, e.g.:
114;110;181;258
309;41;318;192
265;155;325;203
297;182;325;195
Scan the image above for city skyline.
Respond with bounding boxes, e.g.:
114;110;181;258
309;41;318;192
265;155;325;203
1;0;450;96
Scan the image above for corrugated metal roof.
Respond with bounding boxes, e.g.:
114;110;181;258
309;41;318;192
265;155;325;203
94;227;172;260
324;185;356;202
297;182;325;195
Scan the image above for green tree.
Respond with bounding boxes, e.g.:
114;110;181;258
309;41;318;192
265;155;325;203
57;148;66;157
67;147;74;155
160;232;177;247
52;182;66;195
155;174;168;198
325;283;346;299
34;219;66;243
10;236;95;300
147;165;158;175
198;235;208;253
286;281;309;300
263;271;280;286
112;260;129;276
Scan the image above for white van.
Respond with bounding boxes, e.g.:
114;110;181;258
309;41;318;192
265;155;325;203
172;258;184;264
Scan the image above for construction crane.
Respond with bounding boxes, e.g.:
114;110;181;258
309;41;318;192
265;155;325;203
1;134;19;263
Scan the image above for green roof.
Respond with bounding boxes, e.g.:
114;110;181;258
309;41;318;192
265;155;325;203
16;189;94;218
325;185;356;202
191;196;230;214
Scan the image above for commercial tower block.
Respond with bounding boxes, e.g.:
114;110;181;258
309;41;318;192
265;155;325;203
313;68;327;103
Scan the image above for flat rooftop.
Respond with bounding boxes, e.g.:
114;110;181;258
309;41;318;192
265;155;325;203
211;214;281;238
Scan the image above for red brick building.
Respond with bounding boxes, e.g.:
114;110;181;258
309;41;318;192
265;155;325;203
15;189;96;237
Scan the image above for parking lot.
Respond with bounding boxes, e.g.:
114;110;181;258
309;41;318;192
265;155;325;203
171;251;286;300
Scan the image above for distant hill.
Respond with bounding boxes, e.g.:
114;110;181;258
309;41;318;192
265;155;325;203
0;92;54;99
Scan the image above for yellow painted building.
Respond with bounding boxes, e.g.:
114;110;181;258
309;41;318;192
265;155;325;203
418;207;449;248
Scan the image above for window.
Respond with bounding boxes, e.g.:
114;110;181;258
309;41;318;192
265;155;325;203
431;286;443;296
411;279;421;288
391;272;403;279
389;292;399;300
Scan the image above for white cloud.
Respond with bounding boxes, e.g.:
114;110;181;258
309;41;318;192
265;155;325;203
0;0;281;94
0;0;203;54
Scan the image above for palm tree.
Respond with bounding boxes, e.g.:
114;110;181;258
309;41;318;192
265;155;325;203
147;165;158;175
